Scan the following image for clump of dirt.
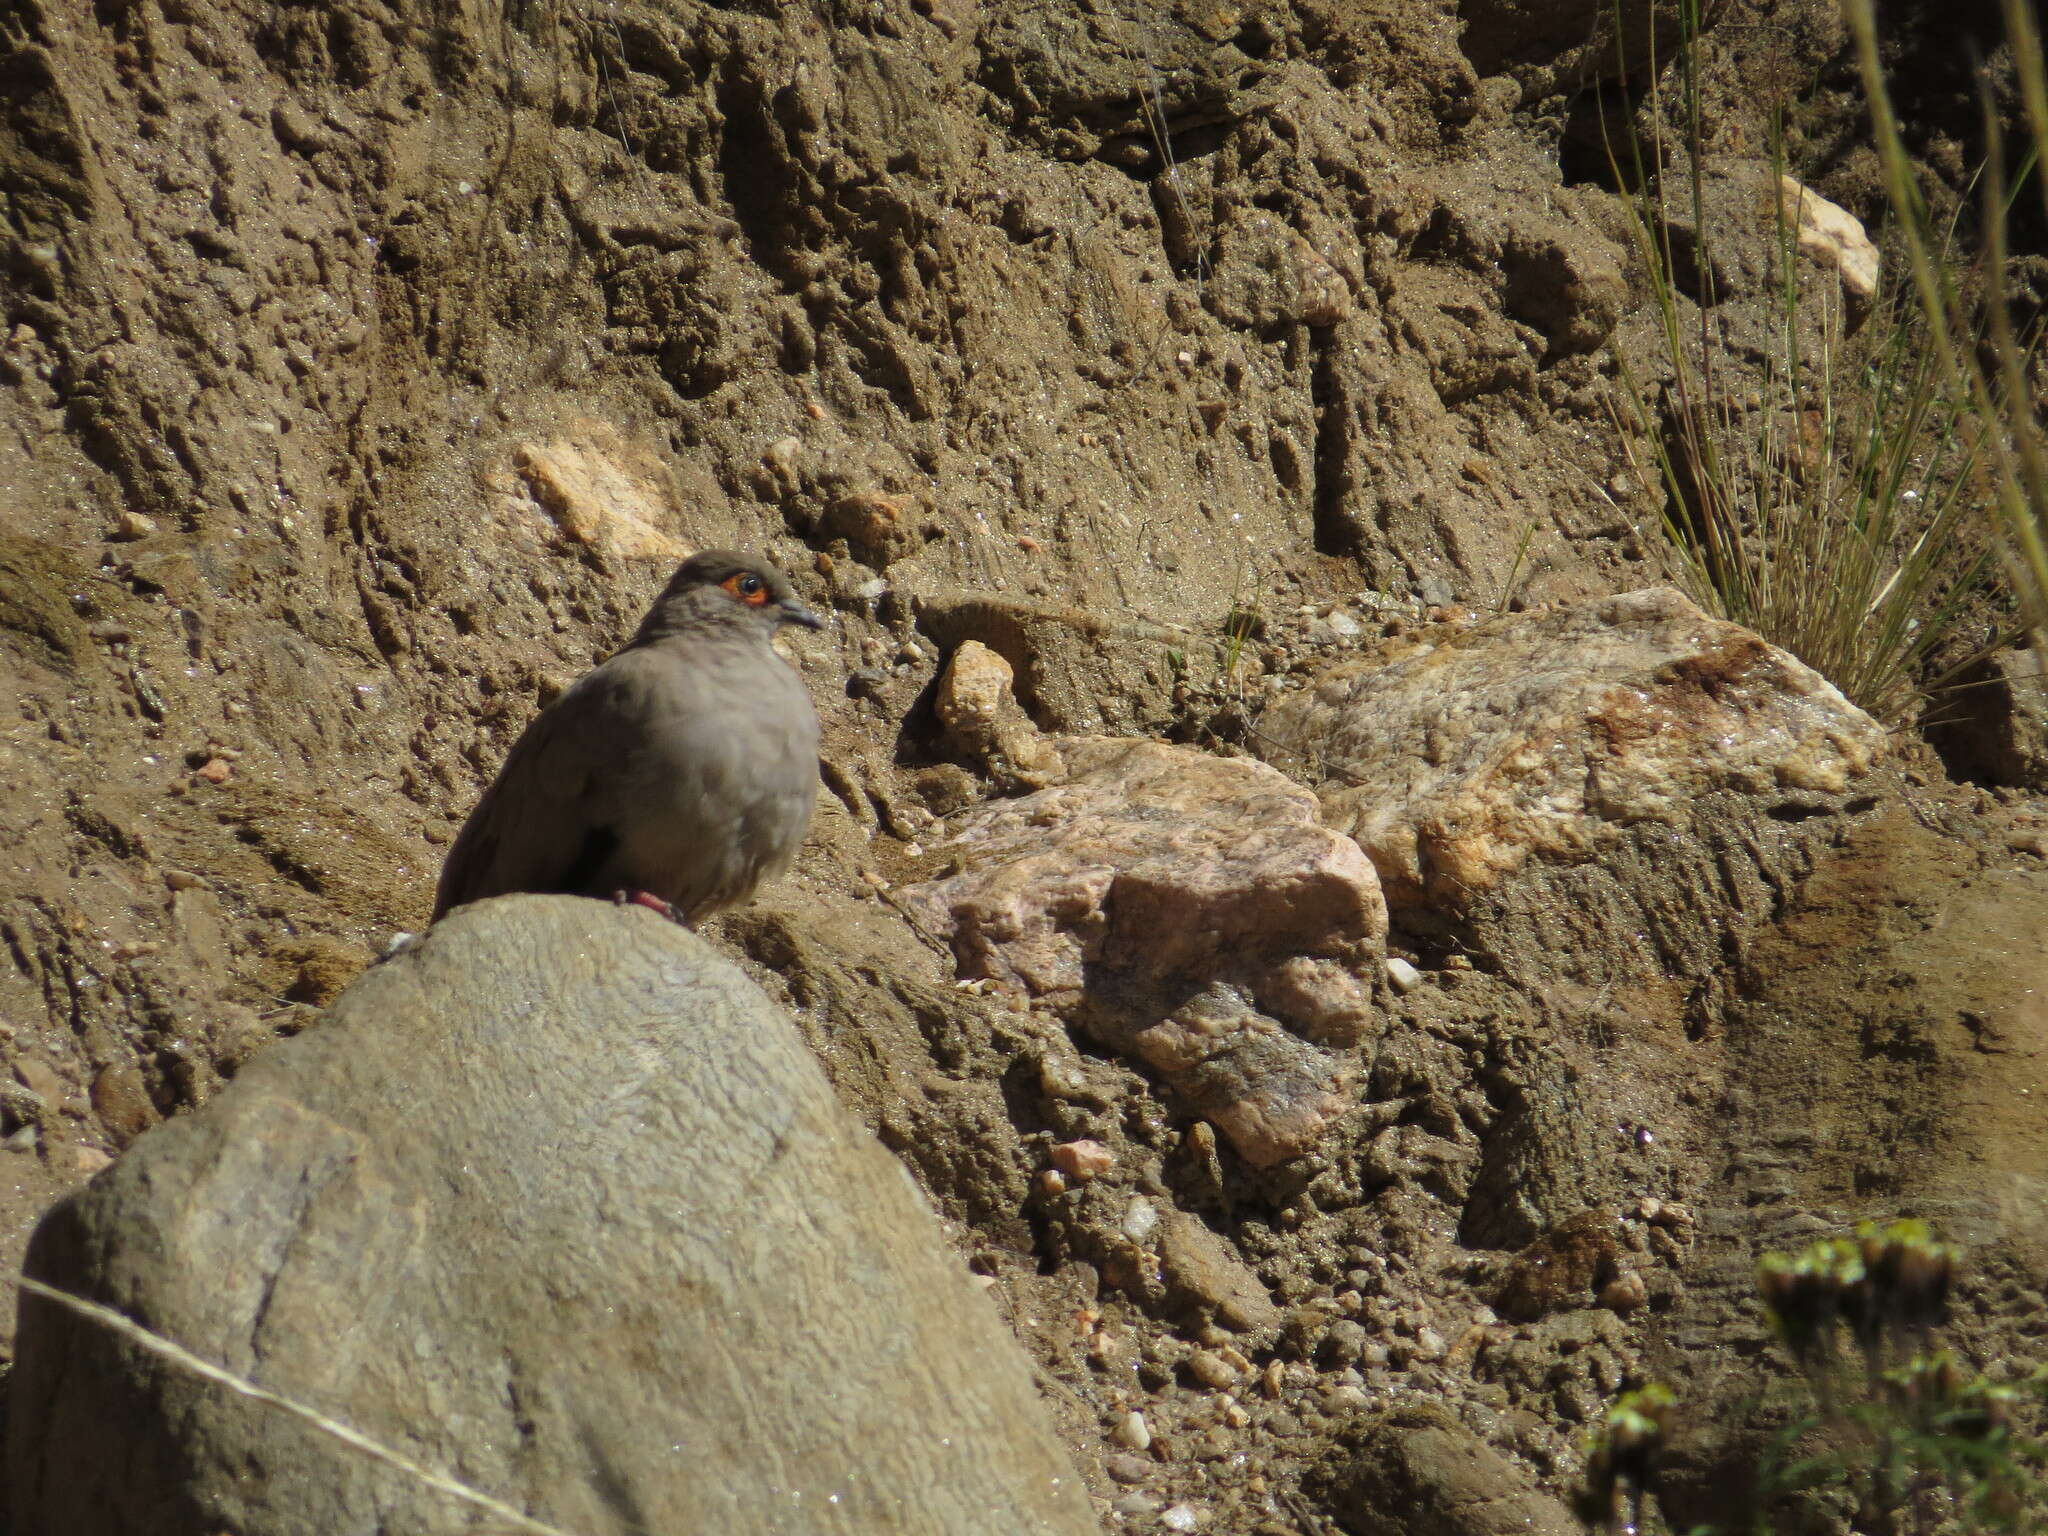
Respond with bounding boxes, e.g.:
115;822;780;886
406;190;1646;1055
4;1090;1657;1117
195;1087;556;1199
1;0;2044;1529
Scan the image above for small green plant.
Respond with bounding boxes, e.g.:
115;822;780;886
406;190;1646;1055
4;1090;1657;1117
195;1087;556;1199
1846;0;2048;680
1577;1382;1680;1534
1604;2;1996;725
1575;1222;2048;1534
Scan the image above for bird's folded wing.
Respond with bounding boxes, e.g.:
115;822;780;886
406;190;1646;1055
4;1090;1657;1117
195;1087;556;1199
431;693;619;916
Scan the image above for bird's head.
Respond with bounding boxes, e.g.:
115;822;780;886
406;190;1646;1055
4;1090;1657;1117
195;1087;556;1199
635;551;826;643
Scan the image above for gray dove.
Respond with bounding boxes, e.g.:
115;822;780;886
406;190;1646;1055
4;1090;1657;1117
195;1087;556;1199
433;551;824;924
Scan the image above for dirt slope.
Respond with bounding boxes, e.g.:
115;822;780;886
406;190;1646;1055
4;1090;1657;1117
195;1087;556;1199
1;0;2044;1529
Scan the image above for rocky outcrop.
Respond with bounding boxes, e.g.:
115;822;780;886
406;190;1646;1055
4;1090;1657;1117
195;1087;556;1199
902;738;1386;1167
1316;1402;1579;1536
1257;587;1886;913
7;897;1097;1536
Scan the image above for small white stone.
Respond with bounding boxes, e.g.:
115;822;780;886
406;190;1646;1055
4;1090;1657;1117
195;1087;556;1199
1120;1197;1159;1244
1160;1503;1205;1532
1384;956;1423;993
1111;1410;1151;1452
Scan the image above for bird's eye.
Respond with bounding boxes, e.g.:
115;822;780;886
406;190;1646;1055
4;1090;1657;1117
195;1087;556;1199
737;574;764;596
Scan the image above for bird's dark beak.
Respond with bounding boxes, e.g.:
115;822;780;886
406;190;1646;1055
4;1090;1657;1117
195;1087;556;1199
777;597;826;631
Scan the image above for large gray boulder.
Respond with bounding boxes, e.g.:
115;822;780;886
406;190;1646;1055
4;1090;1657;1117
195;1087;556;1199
7;897;1098;1536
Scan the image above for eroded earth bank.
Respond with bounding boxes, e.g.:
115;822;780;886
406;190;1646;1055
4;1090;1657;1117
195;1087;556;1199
0;0;2045;1531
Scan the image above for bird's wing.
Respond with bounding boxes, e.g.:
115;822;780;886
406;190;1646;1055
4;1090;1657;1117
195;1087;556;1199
431;670;637;918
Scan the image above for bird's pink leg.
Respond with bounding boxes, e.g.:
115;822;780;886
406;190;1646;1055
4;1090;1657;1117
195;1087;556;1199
612;888;683;923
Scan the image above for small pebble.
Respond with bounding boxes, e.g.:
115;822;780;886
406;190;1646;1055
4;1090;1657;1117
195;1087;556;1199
4;1125;38;1152
1384;956;1422;992
1599;1271;1649;1314
1160;1503;1204;1532
1051;1139;1115;1182
1185;1349;1240;1389
195;757;232;784
163;867;205;892
1120;1197;1159;1244
1320;1320;1368;1365
1110;1411;1151;1452
1016;535;1041;552
108;511;157;542
1037;1168;1068;1197
75;1146;113;1175
1105;1453;1153;1485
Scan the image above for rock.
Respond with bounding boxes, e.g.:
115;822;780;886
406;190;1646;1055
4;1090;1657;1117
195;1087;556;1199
1185;1349;1242;1389
1778;175;1879;303
1207;211;1355;333
12;1058;64;1113
1597;1269;1649;1314
1926;646;2048;791
1051;1139;1115;1182
1495;215;1627;356
933;640;1067;792
509;419;689;562
1492;1209;1624;1322
1156;1210;1281;1333
275;933;371;1006
1319;1320;1371;1367
912;590;1183;737
1315;1402;1579;1536
1110;1410;1151;1451
86;1062;158;1147
9;897;1096;1536
822;488;919;568
902;739;1387;1166
1257;589;1885;913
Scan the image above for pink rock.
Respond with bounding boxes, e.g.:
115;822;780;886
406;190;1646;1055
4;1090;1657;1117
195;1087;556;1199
901;739;1387;1167
1050;1139;1115;1181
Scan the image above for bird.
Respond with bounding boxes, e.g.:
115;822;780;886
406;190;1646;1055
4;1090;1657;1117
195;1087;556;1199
432;550;825;925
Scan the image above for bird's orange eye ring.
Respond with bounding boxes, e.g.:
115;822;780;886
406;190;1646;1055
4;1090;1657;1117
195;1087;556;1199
722;572;770;606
